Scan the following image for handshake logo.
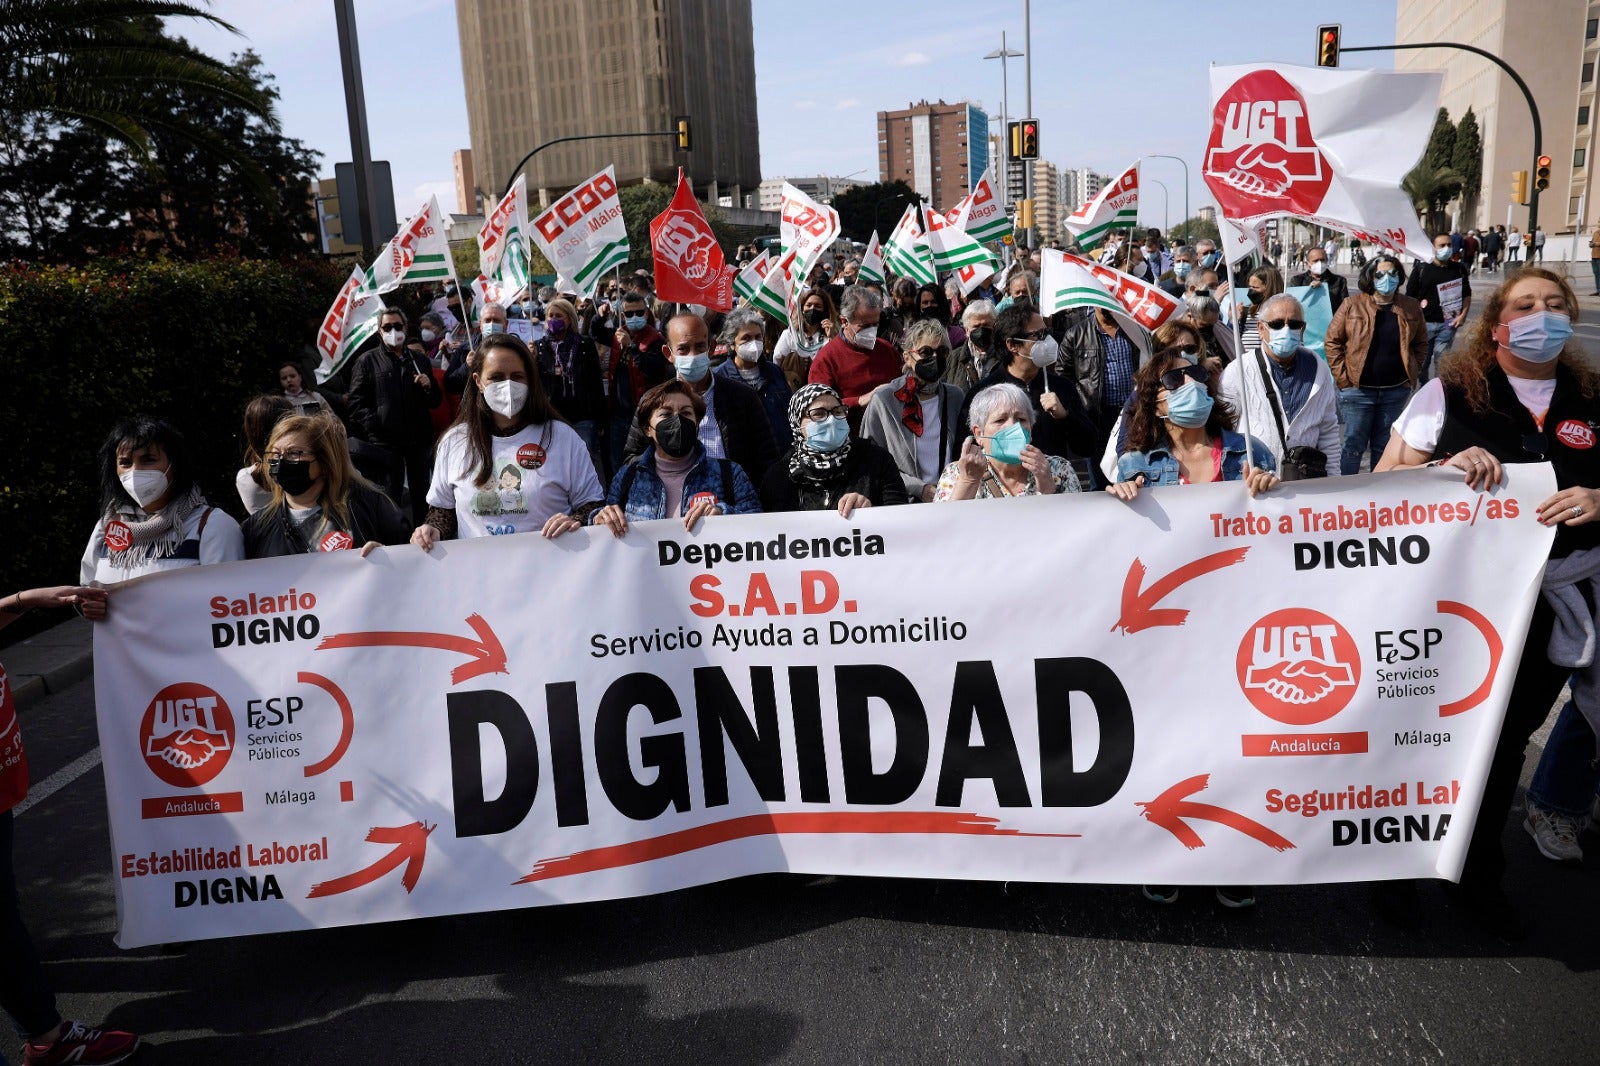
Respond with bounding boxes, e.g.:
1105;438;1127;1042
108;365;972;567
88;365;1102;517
1205;70;1333;216
140;683;236;789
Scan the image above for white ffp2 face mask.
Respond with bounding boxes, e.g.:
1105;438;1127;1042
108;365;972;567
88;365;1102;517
481;379;529;418
120;467;170;509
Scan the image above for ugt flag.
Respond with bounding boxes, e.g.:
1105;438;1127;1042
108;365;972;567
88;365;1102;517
1064;163;1138;252
651;169;733;311
1203;64;1442;260
365;196;453;293
315;266;384;382
478;175;532;302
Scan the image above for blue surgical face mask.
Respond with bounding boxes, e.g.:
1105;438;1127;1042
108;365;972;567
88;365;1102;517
1267;325;1303;358
804;416;849;453
483;322;506;335
1174;262;1192;279
625;314;647;331
985;421;1031;464
1163;380;1215;428
1433;246;1452;261
1503;310;1574;363
996;295;1015;312
1374;272;1400;295
675;352;710;382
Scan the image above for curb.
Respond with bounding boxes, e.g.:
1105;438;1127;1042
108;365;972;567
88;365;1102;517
4;616;94;713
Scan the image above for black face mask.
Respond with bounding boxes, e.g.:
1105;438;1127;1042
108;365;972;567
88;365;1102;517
968;326;995;350
269;459;317;497
1247;289;1265;305
803;308;825;327
914;355;945;383
654;414;697;458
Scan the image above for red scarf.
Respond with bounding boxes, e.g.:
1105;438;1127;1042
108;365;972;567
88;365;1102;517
894;375;924;437
0;665;29;814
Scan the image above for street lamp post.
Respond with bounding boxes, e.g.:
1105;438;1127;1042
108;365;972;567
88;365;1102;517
1148;178;1170;238
1022;0;1033;249
332;0;381;260
1147;154;1190;246
983;35;1023;213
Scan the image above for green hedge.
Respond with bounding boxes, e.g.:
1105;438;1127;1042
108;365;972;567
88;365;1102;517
0;257;351;640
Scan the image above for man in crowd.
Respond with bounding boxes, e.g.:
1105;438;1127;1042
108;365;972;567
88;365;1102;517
1142;229;1171;280
809;286;904;427
944;299;998;393
1159;246;1194;298
1059;303;1142;472
1194;238;1220;271
663;312;777;484
609;291;670;474
348;306;443;524
1406;233;1471;380
1289;244;1348;316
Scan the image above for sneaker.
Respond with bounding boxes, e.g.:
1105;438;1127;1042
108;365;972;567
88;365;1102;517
1524;802;1584;863
1215;885;1256;909
1141;885;1179;904
21;1021;140;1066
1587;793;1600;835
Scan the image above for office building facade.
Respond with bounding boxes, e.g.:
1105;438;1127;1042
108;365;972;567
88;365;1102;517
878;100;989;211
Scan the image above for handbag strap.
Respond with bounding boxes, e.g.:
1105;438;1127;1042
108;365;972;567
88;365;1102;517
1253;349;1290;453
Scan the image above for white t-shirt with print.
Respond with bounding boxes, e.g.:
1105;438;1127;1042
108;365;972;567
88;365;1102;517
428;421;604;538
1393;376;1558;454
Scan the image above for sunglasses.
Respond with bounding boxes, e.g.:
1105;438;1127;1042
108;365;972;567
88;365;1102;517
1159;364;1209;391
1017;329;1050;341
1263;318;1307;331
909;345;949;359
1174;343;1199;356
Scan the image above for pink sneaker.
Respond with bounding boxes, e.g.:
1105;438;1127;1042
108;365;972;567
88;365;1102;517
22;1020;141;1065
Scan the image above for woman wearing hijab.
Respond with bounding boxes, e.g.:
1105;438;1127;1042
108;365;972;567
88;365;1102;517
759;384;907;516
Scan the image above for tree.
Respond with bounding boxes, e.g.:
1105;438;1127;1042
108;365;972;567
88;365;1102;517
1452;107;1483;221
1402;160;1465;236
0;112;141;259
2;1;276;194
1424;107;1457;173
1170;215;1221;247
831;181;923;243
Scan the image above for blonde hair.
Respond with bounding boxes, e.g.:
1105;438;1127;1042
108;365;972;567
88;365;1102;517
264;414;371;530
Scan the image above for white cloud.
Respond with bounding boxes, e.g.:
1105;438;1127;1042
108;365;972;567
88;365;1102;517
834;98;860;111
794;100;818;111
897;51;930;66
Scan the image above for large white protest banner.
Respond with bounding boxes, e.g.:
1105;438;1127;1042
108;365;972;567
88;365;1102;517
93;468;1553;947
313;267;384;383
1204;64;1442;260
530;166;629;299
364;196;453;293
1064;162;1139;251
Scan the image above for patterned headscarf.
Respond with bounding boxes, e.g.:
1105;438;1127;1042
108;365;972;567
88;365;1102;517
786;383;852;484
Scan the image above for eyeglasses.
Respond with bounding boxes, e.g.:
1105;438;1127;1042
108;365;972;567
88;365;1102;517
1263;318;1307;331
1017;328;1050;341
909;345;949;359
267;449;314;462
1159;364;1209;391
802;406;849;424
1174;343;1199;356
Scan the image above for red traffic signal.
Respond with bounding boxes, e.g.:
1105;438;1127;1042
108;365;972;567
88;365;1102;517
1019;119;1039;160
1536;154;1553;191
1317;24;1341;67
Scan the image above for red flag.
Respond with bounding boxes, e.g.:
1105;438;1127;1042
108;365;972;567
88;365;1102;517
650;169;734;310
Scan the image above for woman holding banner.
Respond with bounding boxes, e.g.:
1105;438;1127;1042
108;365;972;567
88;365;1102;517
413;333;603;549
1376;267;1600;934
242;415;410;559
761;384;906;516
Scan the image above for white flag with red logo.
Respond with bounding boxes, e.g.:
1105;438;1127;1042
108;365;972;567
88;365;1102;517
1064;162;1139;252
1055;251;1185;332
779;182;841;286
925;196;997;276
733;249;773;304
650;169;733;311
530;166;629;299
477;175;532;303
314;266;384;382
858;231;885;286
1204;64;1442;260
963;166;1013;244
749;246;799;323
364;196;453;294
1038;251;1152;358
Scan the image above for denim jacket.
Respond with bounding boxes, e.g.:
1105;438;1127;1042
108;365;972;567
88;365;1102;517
1115;430;1278;486
599;445;763;524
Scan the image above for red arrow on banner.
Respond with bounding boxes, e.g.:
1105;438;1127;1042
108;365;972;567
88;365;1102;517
317;613;507;684
307;821;434;898
1136;774;1295;852
1111;547;1251;634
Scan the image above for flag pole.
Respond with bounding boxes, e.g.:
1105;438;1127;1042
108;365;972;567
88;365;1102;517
1223;217;1257;476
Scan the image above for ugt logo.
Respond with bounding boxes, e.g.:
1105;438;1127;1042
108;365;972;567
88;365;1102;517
1205;70;1333;216
658;211;720;284
1236;609;1360;725
140;682;236;789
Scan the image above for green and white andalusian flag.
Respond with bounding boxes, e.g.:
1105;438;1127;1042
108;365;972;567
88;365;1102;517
478;175;532;302
925;195;996;273
734;249;772;304
1039;251;1151;359
1063;162;1139;252
314;266;384;382
883;205;934;285
963;166;1013;243
857;231;885;285
365;195;453;292
750;246;799;323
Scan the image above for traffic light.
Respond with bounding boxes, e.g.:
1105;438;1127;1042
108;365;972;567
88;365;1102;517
1512;169;1529;205
1317;24;1341;67
1019;119;1039;160
1007;121;1021;161
1535;154;1552;191
1017;199;1035;230
675;116;692;151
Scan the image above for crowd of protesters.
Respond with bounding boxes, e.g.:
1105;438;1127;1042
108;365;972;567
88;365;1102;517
3;218;1597;1063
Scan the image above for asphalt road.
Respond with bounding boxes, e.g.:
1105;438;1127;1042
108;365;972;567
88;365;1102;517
8;670;1597;1065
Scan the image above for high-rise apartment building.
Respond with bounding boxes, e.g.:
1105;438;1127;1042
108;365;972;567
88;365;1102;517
1031;159;1061;244
1060;168;1110;215
453;149;478;216
878;100;990;211
456;0;760;207
757;176;867;211
1395;0;1597;234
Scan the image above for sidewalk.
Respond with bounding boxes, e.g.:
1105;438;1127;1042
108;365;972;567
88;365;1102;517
4;616;94;711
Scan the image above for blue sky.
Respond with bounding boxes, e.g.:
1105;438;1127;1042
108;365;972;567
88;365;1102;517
176;0;1398;229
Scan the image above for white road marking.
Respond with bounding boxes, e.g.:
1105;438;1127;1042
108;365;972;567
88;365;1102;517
13;747;102;816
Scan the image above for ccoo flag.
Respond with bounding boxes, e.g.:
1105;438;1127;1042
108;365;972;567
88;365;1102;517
1063;163;1139;253
651;169;734;310
531;166;629;299
315;267;384;382
1203;64;1441;260
857;231;885;286
962;167;1013;244
733;249;773;304
477;175;532;302
365;196;453;293
882;205;934;286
